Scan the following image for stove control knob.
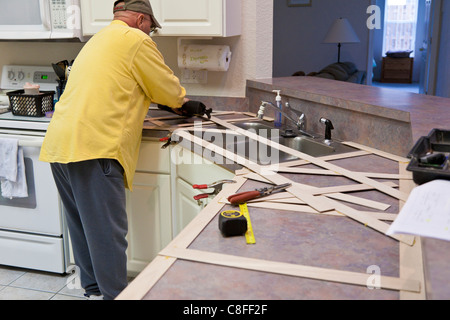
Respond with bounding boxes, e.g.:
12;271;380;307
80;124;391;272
8;70;15;80
18;71;25;81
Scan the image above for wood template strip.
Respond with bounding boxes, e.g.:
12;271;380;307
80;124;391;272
276;150;371;167
209;116;409;202
342;141;410;163
175;129;412;244
174;130;335;213
239;171;392;211
257;203;398;221
117;176;248;300
160;247;421;293
274;167;412;180
398;162;426;300
116;255;177;300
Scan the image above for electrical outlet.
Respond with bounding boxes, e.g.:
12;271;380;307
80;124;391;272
180;69;208;84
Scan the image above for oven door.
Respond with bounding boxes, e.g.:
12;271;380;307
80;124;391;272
0;0;52;39
0;130;63;237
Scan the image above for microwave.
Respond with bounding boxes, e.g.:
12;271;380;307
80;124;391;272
0;0;85;41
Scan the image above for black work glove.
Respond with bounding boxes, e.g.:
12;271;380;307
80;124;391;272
158;101;213;119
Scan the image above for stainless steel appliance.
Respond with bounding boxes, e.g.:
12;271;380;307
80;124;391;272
0;66;69;274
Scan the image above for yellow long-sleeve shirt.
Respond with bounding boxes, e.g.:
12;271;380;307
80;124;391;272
39;20;186;189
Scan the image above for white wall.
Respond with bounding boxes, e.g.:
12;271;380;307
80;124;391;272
0;0;273;99
0;41;84;74
152;0;273;98
273;0;371;77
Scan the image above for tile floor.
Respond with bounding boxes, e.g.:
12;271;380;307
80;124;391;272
372;81;420;93
0;265;134;300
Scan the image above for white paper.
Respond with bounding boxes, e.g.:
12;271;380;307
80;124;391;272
387;179;450;241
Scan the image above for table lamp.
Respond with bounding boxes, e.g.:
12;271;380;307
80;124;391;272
323;18;360;63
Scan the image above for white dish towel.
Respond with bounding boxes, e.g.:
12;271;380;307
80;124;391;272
0;138;28;199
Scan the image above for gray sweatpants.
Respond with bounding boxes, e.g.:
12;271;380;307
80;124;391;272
51;159;128;300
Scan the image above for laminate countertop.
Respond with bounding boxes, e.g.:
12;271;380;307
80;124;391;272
247;77;450;144
120;111;449;300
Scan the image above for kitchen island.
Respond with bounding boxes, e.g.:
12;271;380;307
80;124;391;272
118;78;450;300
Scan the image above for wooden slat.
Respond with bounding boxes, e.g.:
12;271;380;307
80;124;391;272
275;167;412;180
116;255;176;300
342;141;410;163
398;162;426;300
175;129;335;213
160;247;421;293
210;116;409;201
175;130;414;244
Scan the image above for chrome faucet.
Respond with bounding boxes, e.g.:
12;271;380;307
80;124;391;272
257;101;314;138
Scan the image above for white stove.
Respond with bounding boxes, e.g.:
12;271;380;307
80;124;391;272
0;65;69;274
0;112;52;131
1;65;58;92
0;65;57;131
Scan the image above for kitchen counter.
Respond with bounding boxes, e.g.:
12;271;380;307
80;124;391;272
118;111;449;300
246;77;450;157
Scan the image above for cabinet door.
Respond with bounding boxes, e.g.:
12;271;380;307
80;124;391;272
125;172;172;275
80;0;114;36
173;177;206;236
151;0;223;36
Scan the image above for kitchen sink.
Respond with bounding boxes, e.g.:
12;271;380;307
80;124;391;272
225;121;356;164
182;120;356;165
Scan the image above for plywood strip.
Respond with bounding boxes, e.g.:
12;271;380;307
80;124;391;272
276;150;370;167
175;130;412;244
326;193;390;211
116;255;177;300
175;130;335;213
342;141;410;163
275;167;412;180
398;162;426;300
246;201;318;213
209;116;409;202
160;247;421;293
117;176;248;300
170;175;248;250
333;201;414;245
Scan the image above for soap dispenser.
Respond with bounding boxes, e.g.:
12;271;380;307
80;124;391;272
273;90;282;128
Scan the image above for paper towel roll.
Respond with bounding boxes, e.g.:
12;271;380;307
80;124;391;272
178;45;232;72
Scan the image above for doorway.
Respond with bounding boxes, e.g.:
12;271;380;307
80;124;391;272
370;0;441;94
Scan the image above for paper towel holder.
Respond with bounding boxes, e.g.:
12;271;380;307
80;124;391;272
177;37;231;84
177;37;232;72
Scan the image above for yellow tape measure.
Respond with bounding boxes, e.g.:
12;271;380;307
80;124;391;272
239;203;256;245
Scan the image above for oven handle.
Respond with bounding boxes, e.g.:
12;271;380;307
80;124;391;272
18;139;44;148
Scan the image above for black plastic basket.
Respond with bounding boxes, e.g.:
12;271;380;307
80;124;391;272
7;90;54;117
407;129;450;185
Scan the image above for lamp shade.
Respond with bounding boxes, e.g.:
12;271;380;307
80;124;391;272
323;18;360;44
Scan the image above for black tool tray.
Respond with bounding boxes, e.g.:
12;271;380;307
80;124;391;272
428;129;450;152
407;129;450;185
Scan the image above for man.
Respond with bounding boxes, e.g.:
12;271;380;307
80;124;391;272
39;0;186;300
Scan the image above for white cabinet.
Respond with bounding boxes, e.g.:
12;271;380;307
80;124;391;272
171;144;234;236
80;0;115;36
173;177;206;235
126;172;172;276
80;0;241;37
126;138;235;274
151;0;241;37
125;139;172;275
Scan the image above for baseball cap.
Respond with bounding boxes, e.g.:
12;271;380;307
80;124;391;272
113;0;162;28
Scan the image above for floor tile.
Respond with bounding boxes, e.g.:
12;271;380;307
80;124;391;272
9;271;69;293
58;283;86;298
50;293;86;300
0;286;54;300
0;267;26;286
